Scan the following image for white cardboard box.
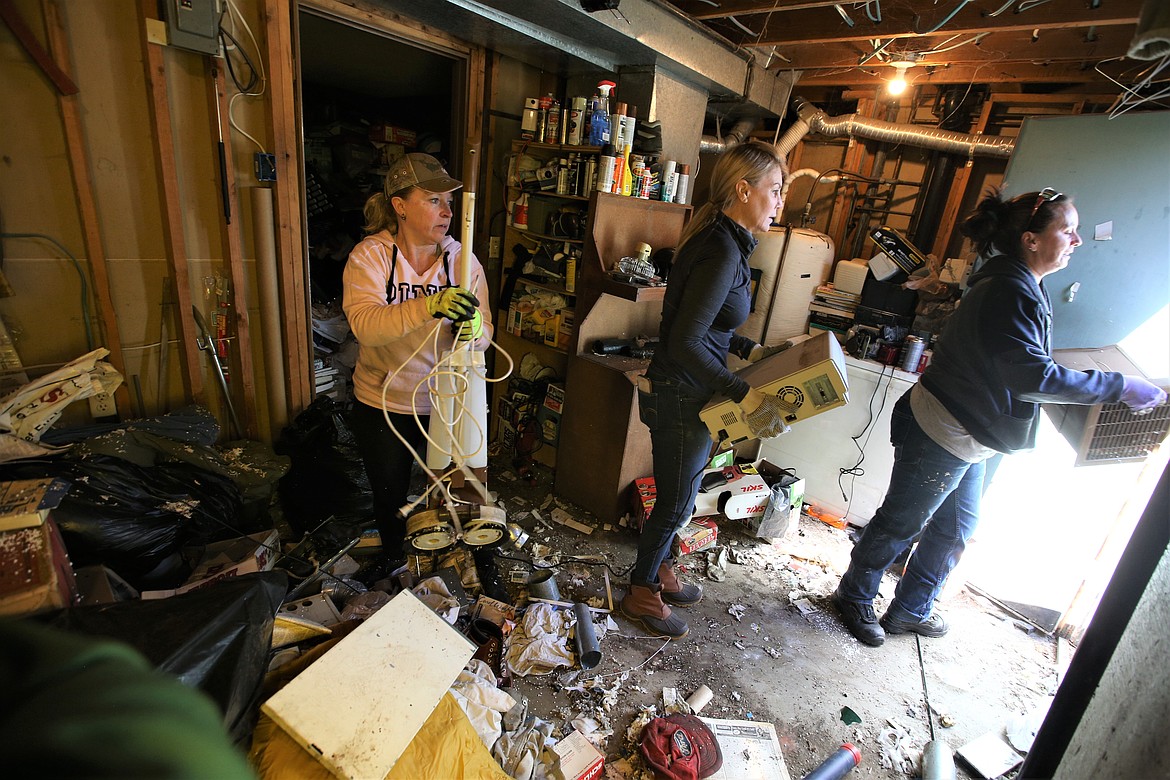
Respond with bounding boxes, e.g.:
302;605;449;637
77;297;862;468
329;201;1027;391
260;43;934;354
553;729;605;780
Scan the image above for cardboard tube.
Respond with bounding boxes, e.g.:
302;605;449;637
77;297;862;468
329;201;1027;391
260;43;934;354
686;684;713;714
249;187;288;440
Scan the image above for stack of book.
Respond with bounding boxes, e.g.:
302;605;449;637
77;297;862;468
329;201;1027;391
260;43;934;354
807;283;860;338
314;359;343;400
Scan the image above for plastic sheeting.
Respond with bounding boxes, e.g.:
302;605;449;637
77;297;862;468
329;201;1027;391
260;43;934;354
43;570;287;744
274;397;372;548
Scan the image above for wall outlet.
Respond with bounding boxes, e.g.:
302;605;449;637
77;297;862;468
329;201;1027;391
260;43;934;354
88;392;117;419
489;236;501;259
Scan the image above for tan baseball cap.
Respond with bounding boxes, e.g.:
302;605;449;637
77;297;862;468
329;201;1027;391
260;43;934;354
385;153;462;196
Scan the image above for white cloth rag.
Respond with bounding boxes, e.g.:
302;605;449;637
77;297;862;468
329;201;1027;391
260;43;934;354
504;602;575;676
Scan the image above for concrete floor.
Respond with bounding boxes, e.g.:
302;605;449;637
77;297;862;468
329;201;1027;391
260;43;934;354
485;456;1062;779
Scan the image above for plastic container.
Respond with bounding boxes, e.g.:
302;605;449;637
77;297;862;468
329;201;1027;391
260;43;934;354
588;81;615;146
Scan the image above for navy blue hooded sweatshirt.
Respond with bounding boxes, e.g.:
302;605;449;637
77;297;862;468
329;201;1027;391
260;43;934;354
919;254;1125;454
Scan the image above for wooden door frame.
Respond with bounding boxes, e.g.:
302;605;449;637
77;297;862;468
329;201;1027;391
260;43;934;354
264;0;486;421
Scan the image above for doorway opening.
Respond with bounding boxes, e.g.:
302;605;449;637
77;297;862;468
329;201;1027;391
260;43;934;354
297;7;469;399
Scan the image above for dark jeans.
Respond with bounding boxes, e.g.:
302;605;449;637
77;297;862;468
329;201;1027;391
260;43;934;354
349;400;427;559
632;377;713;586
837;391;988;622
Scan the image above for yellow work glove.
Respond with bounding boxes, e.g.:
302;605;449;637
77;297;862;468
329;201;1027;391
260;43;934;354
425;287;479;321
736;387;790;439
452;310;484;342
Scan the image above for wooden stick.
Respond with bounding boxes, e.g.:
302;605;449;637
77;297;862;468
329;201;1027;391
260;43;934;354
528;597;611;615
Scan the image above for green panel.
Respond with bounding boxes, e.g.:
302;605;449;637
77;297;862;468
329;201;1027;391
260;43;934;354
1003;113;1170;374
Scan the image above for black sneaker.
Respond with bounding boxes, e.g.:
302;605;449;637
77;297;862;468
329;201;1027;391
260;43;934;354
880;611;950;638
831;589;885;647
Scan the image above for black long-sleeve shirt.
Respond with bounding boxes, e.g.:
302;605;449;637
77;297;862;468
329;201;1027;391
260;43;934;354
647;211;758;402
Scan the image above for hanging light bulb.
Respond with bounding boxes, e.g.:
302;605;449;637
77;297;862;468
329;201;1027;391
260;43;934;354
887;62;912;95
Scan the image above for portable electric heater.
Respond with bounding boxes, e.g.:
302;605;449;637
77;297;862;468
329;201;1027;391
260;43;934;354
700;331;849;446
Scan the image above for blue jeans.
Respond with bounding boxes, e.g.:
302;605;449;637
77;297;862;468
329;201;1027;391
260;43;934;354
837;391;987;622
632;377;713;585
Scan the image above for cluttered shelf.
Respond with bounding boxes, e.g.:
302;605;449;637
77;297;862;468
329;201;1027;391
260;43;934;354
508;227;584;245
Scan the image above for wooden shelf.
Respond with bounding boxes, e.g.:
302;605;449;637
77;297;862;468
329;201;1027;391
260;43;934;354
514;140;601;154
508;227;583;244
593;275;666;303
507;186;590;203
513;276;576;298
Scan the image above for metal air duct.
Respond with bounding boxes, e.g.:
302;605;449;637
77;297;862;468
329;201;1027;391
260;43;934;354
781;98;1014;159
699;117;759;155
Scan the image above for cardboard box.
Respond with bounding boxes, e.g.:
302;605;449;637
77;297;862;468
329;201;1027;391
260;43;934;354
672;517;719;557
692;464;770;521
368;123;417;146
552;729;605;780
142;529;279;599
0;477;69;532
0;518;78;616
630;476;656;533
74;564;139;606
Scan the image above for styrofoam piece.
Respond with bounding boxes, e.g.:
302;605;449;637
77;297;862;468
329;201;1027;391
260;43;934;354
833;259;869;295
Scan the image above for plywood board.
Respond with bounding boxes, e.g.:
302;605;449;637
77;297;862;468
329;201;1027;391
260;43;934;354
261;589;476;779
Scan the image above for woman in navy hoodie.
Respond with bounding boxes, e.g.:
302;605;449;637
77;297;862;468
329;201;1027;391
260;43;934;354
832;187;1166;647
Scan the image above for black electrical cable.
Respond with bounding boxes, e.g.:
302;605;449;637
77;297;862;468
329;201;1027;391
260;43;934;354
218;27;259;94
1;232;94;350
838;363;894;512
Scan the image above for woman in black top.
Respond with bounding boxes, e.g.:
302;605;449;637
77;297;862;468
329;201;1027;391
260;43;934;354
622;141;792;639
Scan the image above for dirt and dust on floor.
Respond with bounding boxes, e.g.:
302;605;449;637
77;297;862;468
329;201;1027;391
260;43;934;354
267;451;1064;780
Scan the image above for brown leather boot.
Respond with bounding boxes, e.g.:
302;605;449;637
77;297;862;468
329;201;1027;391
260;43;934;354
621;583;689;639
657;558;703;607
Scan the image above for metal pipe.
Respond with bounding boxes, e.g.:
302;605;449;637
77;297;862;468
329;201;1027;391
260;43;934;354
699;117;759;155
792;97;1014;158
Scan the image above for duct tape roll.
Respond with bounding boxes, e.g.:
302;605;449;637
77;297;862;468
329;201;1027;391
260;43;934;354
572;602;602;669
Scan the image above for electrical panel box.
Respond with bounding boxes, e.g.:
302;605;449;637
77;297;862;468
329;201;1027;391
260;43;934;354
700;331;849;447
159;0;224;56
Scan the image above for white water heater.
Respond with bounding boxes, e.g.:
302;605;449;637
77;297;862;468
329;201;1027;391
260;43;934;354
737;226;835;348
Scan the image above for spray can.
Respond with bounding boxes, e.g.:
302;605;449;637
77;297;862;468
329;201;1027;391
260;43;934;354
582;156;597;196
900;335;926;373
521;97;540;140
543;95;561;144
567;96;587;145
674;163;691;205
565;252;577;293
661;160;678;202
803;744;861;780
513;193;528;230
597;144;617;193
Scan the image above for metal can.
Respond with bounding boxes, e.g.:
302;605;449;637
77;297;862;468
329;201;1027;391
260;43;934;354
900;335;926;373
521;97;539;140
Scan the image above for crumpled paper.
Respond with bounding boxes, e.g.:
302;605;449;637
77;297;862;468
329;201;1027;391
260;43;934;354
505;602;575;676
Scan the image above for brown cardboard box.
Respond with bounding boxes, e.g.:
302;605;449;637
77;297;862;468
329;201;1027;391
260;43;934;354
0;518;78;616
672;517;719;557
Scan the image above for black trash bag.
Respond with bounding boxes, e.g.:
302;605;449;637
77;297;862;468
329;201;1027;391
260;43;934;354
40;570;288;745
274;396;372;547
0;456;250;590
